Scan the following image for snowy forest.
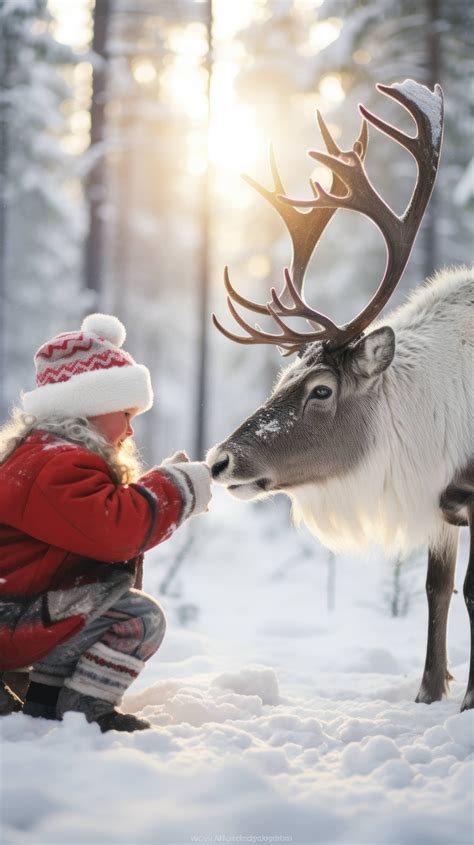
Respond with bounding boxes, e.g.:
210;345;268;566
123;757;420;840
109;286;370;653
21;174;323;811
1;1;473;844
1;0;473;459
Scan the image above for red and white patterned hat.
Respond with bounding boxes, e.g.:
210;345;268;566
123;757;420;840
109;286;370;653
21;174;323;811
22;314;153;419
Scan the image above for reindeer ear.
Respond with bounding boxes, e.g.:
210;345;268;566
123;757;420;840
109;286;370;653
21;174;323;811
350;326;395;378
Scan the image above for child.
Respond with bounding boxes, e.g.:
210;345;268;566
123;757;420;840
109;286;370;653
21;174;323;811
0;313;212;732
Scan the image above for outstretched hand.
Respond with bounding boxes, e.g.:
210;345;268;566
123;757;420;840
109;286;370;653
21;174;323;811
160;450;212;515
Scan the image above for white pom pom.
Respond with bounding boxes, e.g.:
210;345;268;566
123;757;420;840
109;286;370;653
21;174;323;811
81;313;126;347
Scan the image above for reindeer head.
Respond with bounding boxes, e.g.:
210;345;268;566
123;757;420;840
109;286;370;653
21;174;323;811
208;80;443;500
208;327;395;498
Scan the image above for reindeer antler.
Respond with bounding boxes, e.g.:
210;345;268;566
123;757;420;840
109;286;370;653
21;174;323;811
213;80;444;354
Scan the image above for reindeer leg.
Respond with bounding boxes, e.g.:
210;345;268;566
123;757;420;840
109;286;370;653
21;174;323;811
416;526;458;704
460;504;474;711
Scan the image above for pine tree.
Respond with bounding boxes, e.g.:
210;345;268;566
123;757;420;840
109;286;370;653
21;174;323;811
0;0;85;415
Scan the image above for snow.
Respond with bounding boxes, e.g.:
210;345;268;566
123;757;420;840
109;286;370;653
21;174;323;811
255;417;282;438
255;410;299;439
2;489;473;844
390;79;443;145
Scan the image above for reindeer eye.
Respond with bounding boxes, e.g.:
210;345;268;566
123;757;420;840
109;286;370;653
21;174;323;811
310;385;333;400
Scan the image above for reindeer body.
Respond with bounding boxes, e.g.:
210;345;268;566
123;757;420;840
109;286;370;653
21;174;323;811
209;80;474;710
209;266;474;710
290;267;473;556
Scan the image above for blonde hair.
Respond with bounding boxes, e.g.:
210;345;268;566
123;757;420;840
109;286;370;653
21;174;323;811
0;407;143;485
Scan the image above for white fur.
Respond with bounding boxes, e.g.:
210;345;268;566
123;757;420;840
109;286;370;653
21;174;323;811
81;313;126;347
289;266;473;556
22;364;153;418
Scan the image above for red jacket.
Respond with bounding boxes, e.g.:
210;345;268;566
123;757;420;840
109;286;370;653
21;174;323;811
0;432;184;669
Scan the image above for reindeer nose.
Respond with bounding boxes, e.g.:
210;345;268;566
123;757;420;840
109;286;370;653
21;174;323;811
211;454;230;479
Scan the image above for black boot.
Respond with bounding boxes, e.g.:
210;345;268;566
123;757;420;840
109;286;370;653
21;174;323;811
57;687;151;733
95;710;151;733
0;676;24;715
23;681;61;720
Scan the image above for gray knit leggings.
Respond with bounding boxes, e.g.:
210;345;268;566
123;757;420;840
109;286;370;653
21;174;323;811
31;590;166;702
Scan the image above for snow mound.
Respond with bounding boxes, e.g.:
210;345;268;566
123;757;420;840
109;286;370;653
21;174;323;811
212;665;280;705
3;680;473;845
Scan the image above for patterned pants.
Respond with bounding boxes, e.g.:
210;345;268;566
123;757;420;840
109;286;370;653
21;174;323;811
31;589;166;704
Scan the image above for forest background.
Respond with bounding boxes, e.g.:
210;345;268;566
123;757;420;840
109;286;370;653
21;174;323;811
1;10;474;841
0;0;472;467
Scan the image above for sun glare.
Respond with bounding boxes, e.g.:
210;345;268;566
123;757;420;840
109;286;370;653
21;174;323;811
166;23;208;58
48;0;345;180
319;74;345;104
160;60;209;121
354;49;372;65
209;104;259;172
308;19;342;52
212;0;262;39
208;60;260;173
132;59;158;85
48;0;92;50
246;254;272;280
179;58;262;177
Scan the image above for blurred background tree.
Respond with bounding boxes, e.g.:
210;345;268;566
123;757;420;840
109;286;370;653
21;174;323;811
0;0;86;420
0;0;472;460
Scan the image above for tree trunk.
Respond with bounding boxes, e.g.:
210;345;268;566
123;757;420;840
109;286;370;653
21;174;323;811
423;0;442;279
194;0;213;460
0;21;13;420
84;0;111;304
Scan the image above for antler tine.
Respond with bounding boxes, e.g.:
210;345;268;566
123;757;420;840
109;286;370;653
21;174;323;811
359;81;443;231
354;116;369;159
212;310;302;356
223;266;269;316
214;295;326;351
270;268;341;334
316;110;340;155
212;313;261;346
359;82;442;158
214;265;344;352
212;310;304;357
269;142;285;193
316;111;368;164
222;263;336;335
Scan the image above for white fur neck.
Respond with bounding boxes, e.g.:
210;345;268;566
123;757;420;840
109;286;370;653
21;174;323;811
289;441;441;557
289;269;473;557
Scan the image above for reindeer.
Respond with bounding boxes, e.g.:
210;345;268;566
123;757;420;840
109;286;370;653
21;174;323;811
207;80;474;712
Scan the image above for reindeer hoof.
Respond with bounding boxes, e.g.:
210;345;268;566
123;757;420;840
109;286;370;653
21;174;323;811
415;689;442;704
460;689;474;711
415;675;450;704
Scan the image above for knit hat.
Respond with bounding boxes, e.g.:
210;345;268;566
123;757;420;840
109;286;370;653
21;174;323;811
22;314;153;419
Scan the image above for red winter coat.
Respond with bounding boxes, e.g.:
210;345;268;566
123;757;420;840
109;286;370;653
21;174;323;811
0;432;184;670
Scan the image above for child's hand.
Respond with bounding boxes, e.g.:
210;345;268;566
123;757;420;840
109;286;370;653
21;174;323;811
159;456;212;518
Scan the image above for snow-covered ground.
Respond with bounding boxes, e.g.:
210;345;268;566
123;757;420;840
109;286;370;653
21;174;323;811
2;489;473;845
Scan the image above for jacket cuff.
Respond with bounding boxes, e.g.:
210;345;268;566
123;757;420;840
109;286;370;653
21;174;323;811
158;462;211;522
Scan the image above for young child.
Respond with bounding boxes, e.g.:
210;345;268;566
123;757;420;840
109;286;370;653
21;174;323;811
0;313;212;732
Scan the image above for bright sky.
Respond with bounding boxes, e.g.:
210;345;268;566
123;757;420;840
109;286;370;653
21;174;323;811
48;0;345;176
48;0;93;51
